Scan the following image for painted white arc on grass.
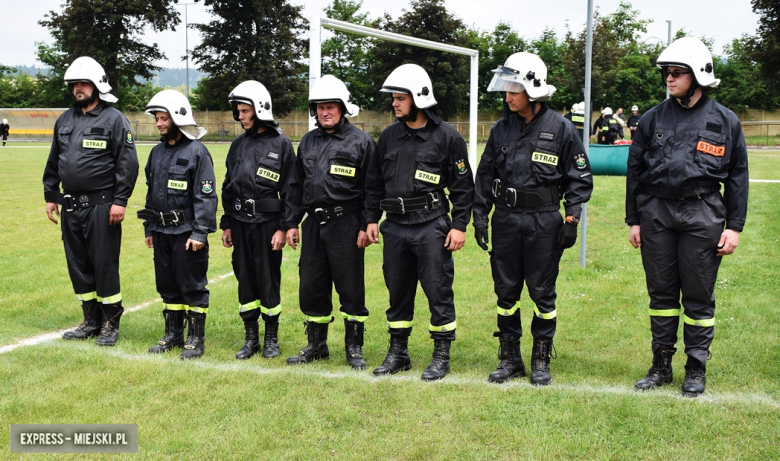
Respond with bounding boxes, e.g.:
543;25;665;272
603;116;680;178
0;271;234;355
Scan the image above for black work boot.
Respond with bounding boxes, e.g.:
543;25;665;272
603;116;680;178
180;312;206;359
421;339;451;382
96;303;124;347
530;339;553;386
286;321;329;365
149;310;185;353
235;320;260;360
635;349;674;391
262;316;280;358
344;319;367;370
372;335;411;376
488;332;526;383
681;356;707;398
63;300;102;340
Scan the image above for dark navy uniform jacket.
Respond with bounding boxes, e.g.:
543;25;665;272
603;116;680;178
143;136;217;242
625;95;748;231
43;102;138;206
473;104;593;228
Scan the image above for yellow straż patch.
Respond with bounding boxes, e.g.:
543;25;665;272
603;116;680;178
257;167;280;182
82;139;107;149
532;152;559;166
415;170;440;184
330;165;356;177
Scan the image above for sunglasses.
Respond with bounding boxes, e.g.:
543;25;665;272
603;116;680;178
661;68;692;79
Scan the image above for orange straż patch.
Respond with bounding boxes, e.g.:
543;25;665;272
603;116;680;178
696;140;725;157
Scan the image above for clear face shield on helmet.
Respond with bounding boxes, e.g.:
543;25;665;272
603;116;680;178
487;66;526;93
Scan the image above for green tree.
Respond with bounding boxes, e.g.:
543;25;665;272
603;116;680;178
320;0;379;111
37;0;180;110
368;0;470;118
190;0;308;116
713;36;780;111
748;0;780;96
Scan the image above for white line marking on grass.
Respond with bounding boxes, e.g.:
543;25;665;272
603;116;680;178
0;271;234;355
71;345;780;409
750;179;780;183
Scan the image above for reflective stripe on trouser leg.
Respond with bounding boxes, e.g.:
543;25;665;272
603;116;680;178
496;305;522;337
98;293;122;304
77;291;97;302
189;306;208;314
639;194;723;358
61;203;121;304
490;209;561;340
341;312;368;323
232;220;282;321
164;303;188;311
152;231;210;313
429;321;457;333
683;313;715;363
306;315;333;324
239;300;262;322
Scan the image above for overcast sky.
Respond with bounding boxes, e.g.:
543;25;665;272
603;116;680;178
5;0;760;68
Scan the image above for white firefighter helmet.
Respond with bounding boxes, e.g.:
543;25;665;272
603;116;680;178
631;105;639;111
573;102;586;115
380;64;437;109
228;80;275;122
602;107;613;116
488;52;556;101
309;75;360;118
657;36;720;88
2;119;6;124
63;56;118;104
145;89;206;140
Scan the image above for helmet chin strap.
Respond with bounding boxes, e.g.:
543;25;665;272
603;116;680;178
163;126;181;142
74;89;98;108
397;106;418;124
680;83;699;109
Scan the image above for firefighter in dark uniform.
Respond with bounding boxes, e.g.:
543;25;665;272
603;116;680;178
284;75;377;370
139;90;217;359
364;64;475;381
221;80;295;360
627;105;641;140
1;118;9;146
626;37;748;397
594;107;619;145
563;102;585;140
43;56;138;346
473;52;593;385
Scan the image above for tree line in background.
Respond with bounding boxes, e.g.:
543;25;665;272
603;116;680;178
1;0;778;117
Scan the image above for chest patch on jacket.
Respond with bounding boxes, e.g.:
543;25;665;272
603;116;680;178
539;132;555;141
168;180;187;190
532;152;559;166
82;139;107;149
330;165;355;177
257;167;280;182
696;140;725;157
415;170;440;184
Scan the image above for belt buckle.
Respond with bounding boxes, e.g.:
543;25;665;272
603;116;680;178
62;194;74;212
245;199;255;217
79;194;89;208
491;179;501;198
506;188;517;207
333;205;344;217
171;210;180;226
314;207;327;224
428;192;440;209
159;211;166;227
396;197;405;215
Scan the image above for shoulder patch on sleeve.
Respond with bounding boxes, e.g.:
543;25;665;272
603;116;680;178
126;131;134;144
456;159;468;175
574;152;588;170
201;180;214;194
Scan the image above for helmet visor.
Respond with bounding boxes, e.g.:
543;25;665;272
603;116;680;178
487;66;526;93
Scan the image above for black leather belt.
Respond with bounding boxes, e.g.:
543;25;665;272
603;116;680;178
58;190;114;211
137;208;194;227
306;200;362;224
492;179;560;208
233;197;282;216
380;192;443;214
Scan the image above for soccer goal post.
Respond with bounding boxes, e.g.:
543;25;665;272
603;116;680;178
309;15;480;173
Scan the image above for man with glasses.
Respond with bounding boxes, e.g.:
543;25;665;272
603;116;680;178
626;37;748;397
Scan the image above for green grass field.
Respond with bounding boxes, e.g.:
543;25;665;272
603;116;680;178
1;144;779;459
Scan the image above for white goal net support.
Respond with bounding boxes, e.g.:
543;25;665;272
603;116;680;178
309;16;480;173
